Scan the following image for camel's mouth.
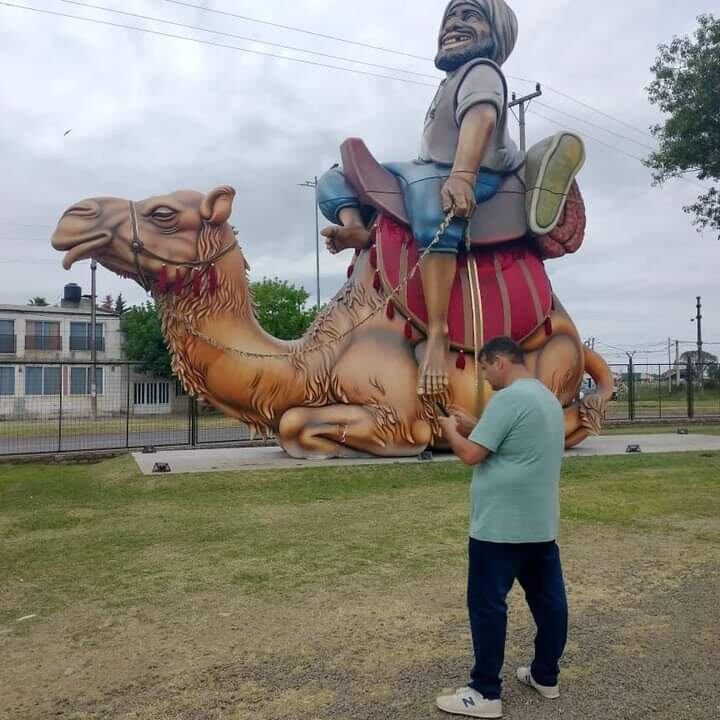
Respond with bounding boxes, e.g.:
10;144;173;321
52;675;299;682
53;233;113;270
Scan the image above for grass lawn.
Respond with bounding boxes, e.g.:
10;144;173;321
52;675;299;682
1;453;718;719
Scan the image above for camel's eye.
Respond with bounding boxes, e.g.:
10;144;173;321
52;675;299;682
151;206;177;221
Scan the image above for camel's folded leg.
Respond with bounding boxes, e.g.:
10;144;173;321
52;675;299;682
278;405;431;460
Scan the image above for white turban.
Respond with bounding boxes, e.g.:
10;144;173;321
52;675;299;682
441;0;519;66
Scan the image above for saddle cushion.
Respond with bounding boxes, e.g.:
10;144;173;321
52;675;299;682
375;215;553;352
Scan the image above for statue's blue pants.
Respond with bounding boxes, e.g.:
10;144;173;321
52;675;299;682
317;161;502;254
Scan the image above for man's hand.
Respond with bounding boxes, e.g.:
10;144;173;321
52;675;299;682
441;174;476;218
448;406;478;438
438;414;459;438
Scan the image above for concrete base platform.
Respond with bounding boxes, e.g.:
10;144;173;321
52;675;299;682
131;434;720;476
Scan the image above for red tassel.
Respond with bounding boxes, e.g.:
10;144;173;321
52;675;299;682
347;264;354;279
157;264;168;293
456;350;466;370
373;271;381;292
545;317;553;336
386;301;395;320
404;319;413;340
192;269;201;298
208;264;218;294
370;246;377;270
174;268;185;296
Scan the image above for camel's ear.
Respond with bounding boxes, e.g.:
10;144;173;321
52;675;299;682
200;186;236;225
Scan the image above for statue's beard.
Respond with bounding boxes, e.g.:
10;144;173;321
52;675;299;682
434;36;495;72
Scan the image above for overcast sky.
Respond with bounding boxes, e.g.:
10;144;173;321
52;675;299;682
1;0;717;365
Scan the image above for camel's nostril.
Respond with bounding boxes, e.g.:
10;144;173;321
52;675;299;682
64;202;99;218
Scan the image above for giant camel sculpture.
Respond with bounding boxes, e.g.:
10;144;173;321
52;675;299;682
51;184;613;459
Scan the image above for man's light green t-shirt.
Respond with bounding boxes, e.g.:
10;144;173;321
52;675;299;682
468;379;565;543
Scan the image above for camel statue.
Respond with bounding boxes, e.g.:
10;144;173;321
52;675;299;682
51;185;613;459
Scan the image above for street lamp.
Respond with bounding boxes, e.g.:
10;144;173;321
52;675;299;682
298;176;321;312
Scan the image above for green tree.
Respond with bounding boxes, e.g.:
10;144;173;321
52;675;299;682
114;293;127;315
679;349;718;365
645;14;720;236
28;296;48;306
121;302;172;378
100;294;114;311
251;278;318;340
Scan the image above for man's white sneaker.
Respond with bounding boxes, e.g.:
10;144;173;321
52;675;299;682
436;686;503;718
515;666;560;699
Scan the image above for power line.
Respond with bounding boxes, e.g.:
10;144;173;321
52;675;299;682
3;1;672;162
156;0;657;140
0;2;438;89
528;109;646;163
534;100;657;151
542;84;655;140
158;0;433;62
529;107;712;191
58;0;442;82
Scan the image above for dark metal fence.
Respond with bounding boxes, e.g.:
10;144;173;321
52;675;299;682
0;360;718;457
601;362;720;421
0;361;258;457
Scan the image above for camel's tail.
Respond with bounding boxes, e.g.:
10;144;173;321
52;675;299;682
564;347;614;449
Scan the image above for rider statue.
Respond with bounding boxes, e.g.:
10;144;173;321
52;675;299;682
317;0;580;397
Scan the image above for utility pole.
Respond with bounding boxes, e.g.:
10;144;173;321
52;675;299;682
667;337;672;393
298;176;321;312
626;351;636;421
675;339;680;388
509;83;542;152
696;296;703;384
90;258;97;418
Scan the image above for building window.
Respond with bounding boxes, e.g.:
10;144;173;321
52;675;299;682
25;321;61;351
69;322;105;351
175;380;188;396
0;320;15;354
25;366;61;396
0;366;14;396
134;381;170;405
70;367;104;395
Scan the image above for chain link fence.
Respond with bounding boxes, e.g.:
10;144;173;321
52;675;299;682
0;360;718;456
0;361;257;457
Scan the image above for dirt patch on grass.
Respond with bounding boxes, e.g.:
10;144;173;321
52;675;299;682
1;521;718;720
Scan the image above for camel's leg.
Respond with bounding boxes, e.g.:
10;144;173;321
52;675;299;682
278;405;431;460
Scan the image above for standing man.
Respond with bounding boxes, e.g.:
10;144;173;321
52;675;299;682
436;336;568;719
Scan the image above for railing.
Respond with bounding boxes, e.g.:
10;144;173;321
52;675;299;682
69;336;106;352
24;335;62;351
0;335;16;354
0;360;717;457
0;361;259;456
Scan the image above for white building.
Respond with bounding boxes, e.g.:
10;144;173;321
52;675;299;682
0;284;186;418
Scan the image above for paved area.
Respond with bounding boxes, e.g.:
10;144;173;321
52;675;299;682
132;433;720;475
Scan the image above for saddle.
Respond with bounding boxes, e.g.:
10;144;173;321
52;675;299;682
340;138;528;246
340;138;586;350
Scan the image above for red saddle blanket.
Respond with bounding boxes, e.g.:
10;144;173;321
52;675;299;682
374;215;553;352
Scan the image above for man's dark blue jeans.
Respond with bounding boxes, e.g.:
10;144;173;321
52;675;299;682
467;537;568;700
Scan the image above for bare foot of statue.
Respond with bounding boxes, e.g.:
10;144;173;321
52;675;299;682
321;225;371;255
417;328;450;396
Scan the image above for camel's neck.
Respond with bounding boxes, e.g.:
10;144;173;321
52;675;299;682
156;238;307;424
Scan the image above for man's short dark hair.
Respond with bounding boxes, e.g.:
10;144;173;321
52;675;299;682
479;336;524;364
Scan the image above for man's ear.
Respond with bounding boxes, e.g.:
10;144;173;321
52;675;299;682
200;186;236;225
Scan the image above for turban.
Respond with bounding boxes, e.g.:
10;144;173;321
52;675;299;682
441;0;519;66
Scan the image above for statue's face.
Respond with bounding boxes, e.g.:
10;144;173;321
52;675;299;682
435;2;495;72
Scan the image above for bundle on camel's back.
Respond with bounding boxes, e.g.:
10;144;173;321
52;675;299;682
51;185;613;459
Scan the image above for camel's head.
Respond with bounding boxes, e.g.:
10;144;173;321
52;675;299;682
52;186;239;289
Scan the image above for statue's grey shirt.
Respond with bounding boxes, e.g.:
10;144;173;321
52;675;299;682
419;58;524;173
